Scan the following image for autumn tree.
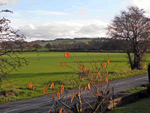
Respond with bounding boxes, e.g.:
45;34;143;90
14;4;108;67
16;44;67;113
106;6;150;70
0;9;28;89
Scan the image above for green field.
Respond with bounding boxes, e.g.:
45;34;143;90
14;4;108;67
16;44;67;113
0;52;149;103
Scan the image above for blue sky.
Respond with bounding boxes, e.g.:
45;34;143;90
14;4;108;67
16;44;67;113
0;0;150;41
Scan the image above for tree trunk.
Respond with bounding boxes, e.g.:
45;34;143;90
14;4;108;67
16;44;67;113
133;44;142;70
127;51;134;70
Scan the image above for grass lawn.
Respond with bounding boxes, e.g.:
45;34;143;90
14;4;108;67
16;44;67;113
125;86;147;94
0;52;149;104
107;96;150;113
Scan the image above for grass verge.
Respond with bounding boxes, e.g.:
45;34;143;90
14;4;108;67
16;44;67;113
107;96;150;113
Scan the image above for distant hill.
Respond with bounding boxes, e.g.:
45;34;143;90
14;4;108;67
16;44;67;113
33;37;109;46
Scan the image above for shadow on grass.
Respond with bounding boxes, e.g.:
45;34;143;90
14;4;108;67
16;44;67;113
7;71;117;79
7;72;77;79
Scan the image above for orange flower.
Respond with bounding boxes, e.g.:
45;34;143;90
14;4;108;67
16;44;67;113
71;92;74;103
60;84;64;93
106;58;109;64
45;86;48;90
105;77;108;83
56;92;60;98
59;108;63;113
97;71;100;77
43;89;45;95
50;81;54;89
84;66;87;72
32;85;35;90
90;60;93;65
101;63;103;67
29;82;32;89
87;83;91;90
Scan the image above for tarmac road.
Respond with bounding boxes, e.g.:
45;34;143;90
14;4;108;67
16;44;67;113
0;74;149;113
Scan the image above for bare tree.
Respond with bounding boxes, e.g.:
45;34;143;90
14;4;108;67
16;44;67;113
0;10;28;89
106;6;150;70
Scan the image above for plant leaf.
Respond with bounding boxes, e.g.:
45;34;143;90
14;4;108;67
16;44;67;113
45;86;48;90
103;63;106;68
90;60;93;65
59;108;63;113
29;82;32;89
52;94;54;99
78;91;80;97
84;66;87;72
106;58;109;64
56;92;60;98
43;89;45;95
97;71;100;77
105;77;108;83
87;83;91;90
71;92;74;103
32;85;35;90
60;61;64;66
80;66;82;71
85;86;87;91
79;84;81;89
106;71;108;75
64;52;67;58
60;84;64;93
50;81;54;89
63;62;65;67
80;88;83;93
67;52;69;58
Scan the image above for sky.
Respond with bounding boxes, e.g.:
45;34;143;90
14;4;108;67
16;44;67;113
0;0;150;42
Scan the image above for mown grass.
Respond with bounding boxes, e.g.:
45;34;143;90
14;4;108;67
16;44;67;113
125;87;147;94
0;52;149;104
107;96;150;113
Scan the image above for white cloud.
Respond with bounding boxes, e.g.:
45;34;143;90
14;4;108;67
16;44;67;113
28;10;68;15
121;0;150;16
14;19;108;41
0;11;23;18
0;0;20;6
78;8;87;15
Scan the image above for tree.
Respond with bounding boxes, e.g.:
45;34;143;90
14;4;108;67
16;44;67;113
44;43;51;51
32;44;41;51
106;6;150;70
0;10;28;89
